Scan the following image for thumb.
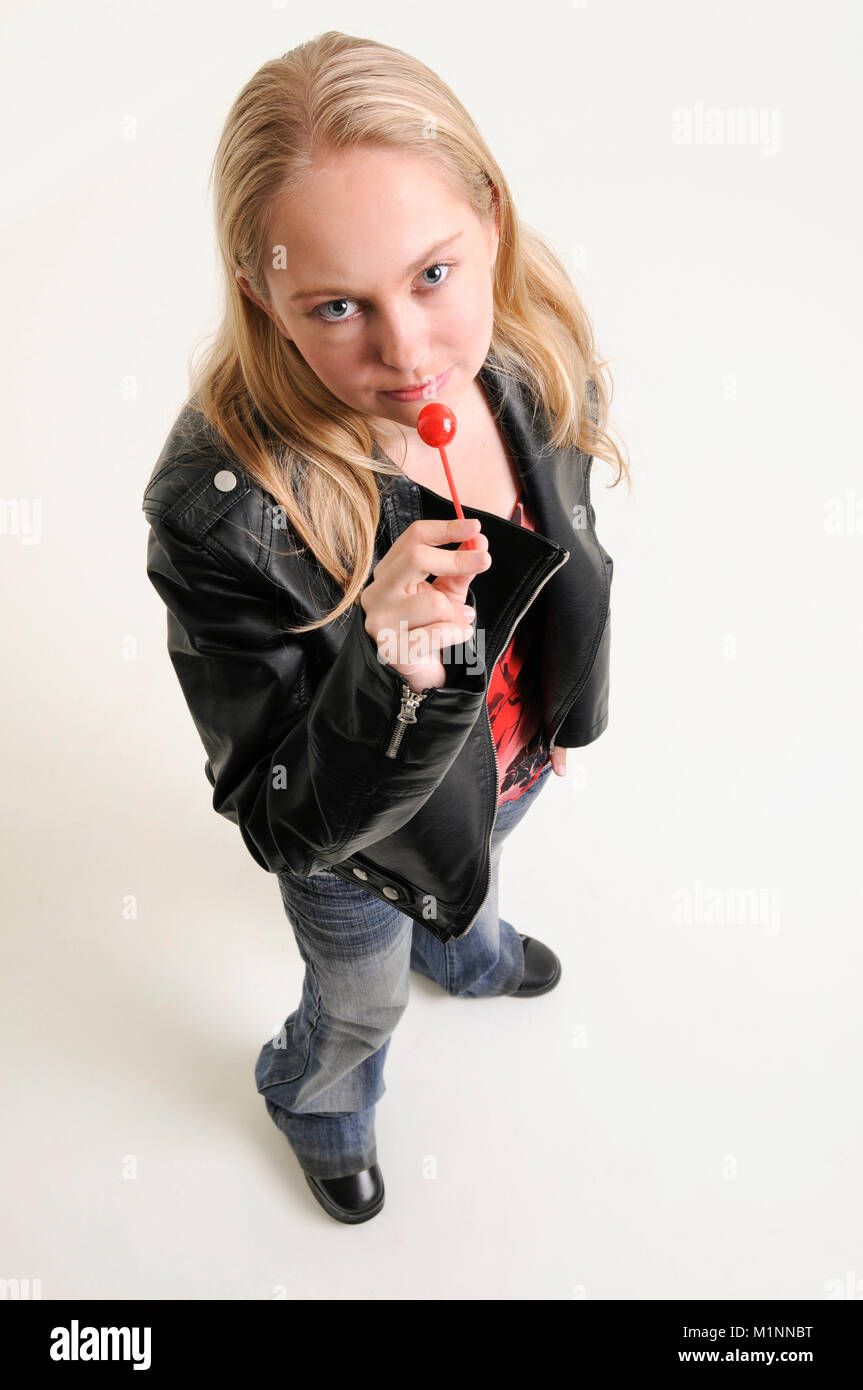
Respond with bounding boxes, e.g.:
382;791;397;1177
431;535;481;610
430;572;471;610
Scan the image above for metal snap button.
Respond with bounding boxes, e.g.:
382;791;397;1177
352;867;369;880
213;469;237;492
382;885;399;900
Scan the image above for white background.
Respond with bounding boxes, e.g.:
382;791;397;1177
2;0;861;1299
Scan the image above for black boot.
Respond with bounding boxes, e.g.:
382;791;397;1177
304;1164;385;1224
511;933;562;996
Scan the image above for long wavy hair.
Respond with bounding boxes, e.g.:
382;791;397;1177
185;30;629;634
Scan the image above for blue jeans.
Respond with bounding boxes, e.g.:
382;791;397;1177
255;761;554;1179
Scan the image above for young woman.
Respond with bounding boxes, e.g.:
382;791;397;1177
142;31;628;1225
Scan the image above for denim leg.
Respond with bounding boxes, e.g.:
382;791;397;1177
410;762;554;997
255;871;412;1179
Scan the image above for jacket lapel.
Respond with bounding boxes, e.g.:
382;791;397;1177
477;357;611;732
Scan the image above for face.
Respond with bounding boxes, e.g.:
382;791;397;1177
236;145;499;451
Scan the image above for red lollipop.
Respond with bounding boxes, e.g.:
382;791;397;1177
416;402;476;550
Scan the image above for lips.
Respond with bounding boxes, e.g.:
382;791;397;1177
380;365;454;401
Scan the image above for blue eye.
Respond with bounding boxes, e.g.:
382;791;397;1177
315;297;358;324
312;261;455;325
418;262;452;288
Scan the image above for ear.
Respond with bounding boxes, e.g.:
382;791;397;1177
487;214;500;273
484;184;501;271
235;268;292;342
235;266;263;310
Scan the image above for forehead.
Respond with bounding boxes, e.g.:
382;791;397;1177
264;147;474;284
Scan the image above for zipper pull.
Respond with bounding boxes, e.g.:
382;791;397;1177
385;681;429;758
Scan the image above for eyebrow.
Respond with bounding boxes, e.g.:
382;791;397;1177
289;232;465;303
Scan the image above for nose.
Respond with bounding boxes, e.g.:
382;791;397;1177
372;300;428;377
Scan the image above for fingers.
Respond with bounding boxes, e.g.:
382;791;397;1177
391;518;492;590
417;517;481;545
362;515;491;652
373;613;475;673
408;620;476;659
388;582;477;636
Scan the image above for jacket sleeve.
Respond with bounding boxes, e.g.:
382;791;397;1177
144;513;489;877
553;439;614;751
552;578;612;747
554;385;614;749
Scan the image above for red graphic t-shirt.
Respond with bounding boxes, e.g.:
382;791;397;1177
486;489;551;806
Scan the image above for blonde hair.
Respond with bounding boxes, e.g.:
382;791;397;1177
185;30;630;633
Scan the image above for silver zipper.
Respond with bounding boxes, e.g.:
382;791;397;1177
462;549;570;936
548;704;575;758
548;689;587;757
385;682;430;758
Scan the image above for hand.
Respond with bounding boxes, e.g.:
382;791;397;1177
360;516;492;693
551;746;567;778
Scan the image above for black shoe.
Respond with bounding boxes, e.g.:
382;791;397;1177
512;933;562;996
304;1164;385;1224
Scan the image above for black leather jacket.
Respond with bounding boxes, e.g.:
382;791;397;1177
142;355;613;943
